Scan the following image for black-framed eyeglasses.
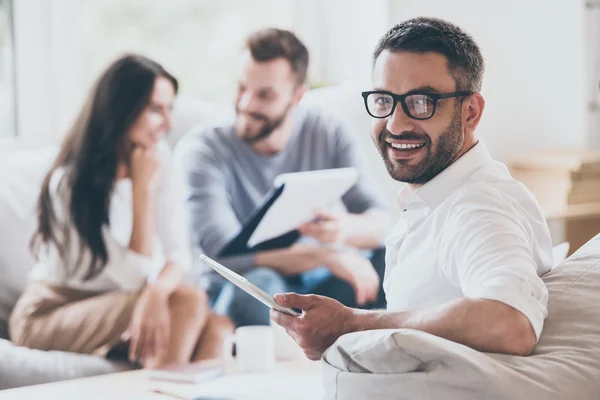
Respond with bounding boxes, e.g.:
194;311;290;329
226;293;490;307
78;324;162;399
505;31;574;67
361;90;472;120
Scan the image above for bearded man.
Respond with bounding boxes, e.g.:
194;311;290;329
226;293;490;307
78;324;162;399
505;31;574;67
177;28;389;327
270;18;553;358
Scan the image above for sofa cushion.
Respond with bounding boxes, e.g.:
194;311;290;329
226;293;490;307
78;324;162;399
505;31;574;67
0;147;58;329
166;96;232;149
322;234;600;400
0;338;133;390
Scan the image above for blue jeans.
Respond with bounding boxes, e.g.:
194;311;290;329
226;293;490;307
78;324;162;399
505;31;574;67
208;247;386;327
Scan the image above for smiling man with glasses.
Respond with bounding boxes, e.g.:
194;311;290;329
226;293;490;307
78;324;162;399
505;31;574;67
272;17;554;359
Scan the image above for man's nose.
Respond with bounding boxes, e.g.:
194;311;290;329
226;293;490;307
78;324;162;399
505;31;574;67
386;103;415;135
237;91;259;113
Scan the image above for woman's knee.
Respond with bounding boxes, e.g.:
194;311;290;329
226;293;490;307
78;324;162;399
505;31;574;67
169;285;208;317
205;313;235;337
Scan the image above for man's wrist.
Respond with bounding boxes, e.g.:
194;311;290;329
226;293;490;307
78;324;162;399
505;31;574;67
314;245;337;265
340;213;361;245
345;308;373;333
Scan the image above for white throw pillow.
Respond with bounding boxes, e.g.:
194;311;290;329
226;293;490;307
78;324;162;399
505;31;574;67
0;147;57;328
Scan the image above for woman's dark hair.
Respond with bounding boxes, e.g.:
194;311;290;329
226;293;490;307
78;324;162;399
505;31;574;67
31;54;178;280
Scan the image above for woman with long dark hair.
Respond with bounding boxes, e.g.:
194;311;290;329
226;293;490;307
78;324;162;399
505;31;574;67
9;54;233;367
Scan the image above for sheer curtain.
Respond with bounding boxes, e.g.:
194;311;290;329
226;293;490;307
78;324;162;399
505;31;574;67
0;0;15;138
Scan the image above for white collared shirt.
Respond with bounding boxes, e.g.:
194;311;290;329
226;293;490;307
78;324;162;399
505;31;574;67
384;142;553;340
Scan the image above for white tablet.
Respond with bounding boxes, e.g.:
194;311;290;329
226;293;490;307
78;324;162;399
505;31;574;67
199;254;301;317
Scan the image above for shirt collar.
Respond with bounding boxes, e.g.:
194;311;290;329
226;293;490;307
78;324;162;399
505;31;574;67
413;141;492;211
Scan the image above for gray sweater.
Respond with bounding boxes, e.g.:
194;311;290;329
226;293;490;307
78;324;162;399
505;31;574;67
176;106;387;275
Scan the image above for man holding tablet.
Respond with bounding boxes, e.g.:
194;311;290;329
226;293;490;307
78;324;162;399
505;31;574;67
176;28;390;327
271;18;553;358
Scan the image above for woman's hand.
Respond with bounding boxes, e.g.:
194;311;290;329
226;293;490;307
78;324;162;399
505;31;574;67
130;146;160;191
128;285;171;366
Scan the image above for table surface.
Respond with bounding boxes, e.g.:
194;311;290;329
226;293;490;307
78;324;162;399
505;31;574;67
0;359;324;400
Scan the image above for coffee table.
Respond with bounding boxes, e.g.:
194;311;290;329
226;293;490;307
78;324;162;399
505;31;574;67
0;359;323;400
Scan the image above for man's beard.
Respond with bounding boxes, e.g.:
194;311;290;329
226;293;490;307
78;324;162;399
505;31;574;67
374;108;464;184
236;102;293;145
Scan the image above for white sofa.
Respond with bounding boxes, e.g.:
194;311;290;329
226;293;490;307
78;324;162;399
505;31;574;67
0;83;395;389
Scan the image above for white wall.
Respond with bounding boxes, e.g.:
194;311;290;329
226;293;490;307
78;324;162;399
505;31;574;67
8;0;83;148
586;2;600;147
8;0;590;159
387;0;588;161
12;0;55;145
293;0;389;85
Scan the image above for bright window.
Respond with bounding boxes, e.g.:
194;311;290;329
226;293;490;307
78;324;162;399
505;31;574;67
0;0;15;138
77;0;295;102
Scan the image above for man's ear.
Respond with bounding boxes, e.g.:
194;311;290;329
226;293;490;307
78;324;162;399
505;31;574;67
463;92;485;134
293;83;309;105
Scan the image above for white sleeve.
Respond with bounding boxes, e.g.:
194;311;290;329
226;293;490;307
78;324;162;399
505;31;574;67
154;143;194;272
101;227;157;291
439;199;549;341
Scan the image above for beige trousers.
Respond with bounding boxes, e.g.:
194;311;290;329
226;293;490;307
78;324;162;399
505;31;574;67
9;281;139;356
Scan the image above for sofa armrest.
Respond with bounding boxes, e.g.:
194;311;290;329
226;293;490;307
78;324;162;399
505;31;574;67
0;339;135;390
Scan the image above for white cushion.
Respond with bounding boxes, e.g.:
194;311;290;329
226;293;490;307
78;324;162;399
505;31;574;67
166;96;232;149
0;147;58;329
322;234;600;399
0;338;132;390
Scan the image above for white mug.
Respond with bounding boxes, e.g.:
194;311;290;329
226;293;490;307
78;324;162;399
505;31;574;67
224;326;275;373
271;319;304;361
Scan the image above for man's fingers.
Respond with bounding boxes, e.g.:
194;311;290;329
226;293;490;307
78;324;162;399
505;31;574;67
314;208;336;221
297;223;311;234
298;223;322;239
270;309;297;329
305;350;323;361
356;288;366;306
367;287;378;304
274;292;321;310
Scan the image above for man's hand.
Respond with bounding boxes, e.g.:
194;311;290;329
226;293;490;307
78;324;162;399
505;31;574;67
298;208;350;245
324;250;380;306
128;285;171;365
270;293;355;360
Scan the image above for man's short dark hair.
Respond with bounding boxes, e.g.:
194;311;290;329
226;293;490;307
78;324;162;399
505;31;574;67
245;28;309;85
373;17;484;92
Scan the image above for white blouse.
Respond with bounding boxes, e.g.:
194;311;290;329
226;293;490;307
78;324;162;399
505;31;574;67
28;141;193;292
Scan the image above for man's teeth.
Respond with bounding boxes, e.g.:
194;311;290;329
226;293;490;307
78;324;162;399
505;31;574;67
389;142;425;150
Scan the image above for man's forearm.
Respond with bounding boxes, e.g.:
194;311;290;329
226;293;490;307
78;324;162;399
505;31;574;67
255;244;335;275
344;209;389;249
348;297;537;356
